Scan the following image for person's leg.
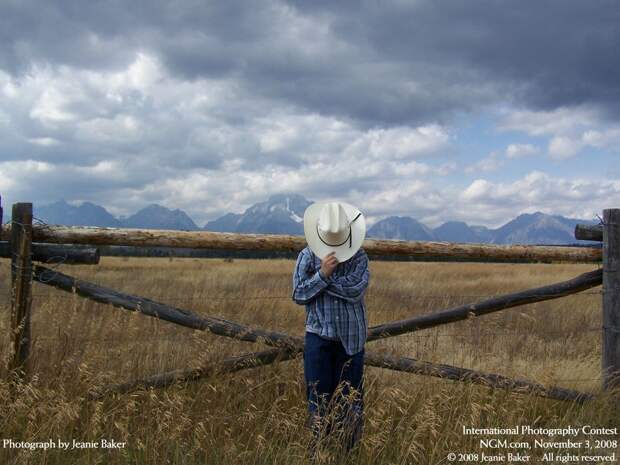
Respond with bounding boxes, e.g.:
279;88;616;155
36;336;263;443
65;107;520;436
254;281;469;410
304;332;336;458
331;344;365;453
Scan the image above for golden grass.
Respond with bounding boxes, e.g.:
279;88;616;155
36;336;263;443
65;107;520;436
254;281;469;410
0;257;618;464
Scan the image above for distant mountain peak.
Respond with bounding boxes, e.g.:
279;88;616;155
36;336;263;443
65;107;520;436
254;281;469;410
123;203;199;230
434;220;481;243
491;211;595;245
368;216;435;241
205;193;312;234
34;199;121;228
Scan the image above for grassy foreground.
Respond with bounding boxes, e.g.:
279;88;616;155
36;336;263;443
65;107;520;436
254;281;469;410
0;257;618;464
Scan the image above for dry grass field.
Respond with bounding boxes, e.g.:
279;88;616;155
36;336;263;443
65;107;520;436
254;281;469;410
0;256;618;464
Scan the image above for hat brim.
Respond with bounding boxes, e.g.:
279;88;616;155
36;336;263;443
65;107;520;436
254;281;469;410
303;201;366;262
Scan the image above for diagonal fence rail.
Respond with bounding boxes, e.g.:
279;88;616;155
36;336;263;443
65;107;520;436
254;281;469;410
367;269;602;341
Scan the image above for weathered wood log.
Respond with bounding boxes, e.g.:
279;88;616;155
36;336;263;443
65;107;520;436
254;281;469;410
368;268;602;341
363;352;593;402
0;241;100;264
89;347;295;399
82;245;576;263
33;266;592;402
602;209;620;391
1;224;602;263
9;204;34;380
575;224;603;241
92;245;524;263
98;245;300;260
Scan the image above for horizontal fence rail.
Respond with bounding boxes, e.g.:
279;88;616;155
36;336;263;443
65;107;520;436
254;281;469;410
32;265;593;402
575;224;603;241
0;224;603;263
56;244;588;263
0;241;99;265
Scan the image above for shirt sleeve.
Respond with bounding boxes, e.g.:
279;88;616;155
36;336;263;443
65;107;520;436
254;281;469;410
325;249;369;303
292;248;330;305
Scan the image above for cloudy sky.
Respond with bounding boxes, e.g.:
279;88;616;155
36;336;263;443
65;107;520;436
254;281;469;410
1;0;619;228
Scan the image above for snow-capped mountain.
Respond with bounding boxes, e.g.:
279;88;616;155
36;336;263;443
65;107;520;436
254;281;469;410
204;193;311;235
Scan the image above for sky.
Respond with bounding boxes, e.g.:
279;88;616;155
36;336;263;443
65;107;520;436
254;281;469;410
0;0;619;228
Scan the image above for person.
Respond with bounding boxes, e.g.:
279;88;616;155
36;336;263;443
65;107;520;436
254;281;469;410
292;200;369;459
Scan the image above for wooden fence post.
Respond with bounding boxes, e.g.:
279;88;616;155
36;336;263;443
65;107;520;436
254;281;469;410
603;208;620;392
9;203;34;381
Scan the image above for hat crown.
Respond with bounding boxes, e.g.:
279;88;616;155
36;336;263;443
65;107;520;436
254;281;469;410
303;199;365;261
317;202;350;242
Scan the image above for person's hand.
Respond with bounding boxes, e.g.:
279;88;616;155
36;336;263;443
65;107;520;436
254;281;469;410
320;251;338;279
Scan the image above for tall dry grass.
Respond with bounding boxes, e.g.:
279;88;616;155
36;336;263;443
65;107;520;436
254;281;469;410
0;257;618;464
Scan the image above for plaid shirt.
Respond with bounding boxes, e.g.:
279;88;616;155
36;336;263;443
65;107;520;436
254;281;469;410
292;246;370;356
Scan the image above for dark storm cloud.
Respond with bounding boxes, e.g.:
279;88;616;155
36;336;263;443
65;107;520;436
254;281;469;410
3;0;617;126
286;0;620;119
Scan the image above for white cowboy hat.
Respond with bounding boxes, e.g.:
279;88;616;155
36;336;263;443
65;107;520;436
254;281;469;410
303;201;366;262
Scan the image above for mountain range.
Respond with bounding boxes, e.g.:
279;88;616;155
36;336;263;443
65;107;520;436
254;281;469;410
9;195;597;245
366;213;595;245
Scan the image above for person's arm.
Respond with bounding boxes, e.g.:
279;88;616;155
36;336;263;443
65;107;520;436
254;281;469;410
325;250;369;303
292;249;330;305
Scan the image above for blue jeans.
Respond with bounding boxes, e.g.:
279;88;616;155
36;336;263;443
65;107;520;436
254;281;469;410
303;331;365;453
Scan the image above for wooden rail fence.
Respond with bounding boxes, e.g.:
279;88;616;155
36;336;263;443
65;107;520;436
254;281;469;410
1;199;619;404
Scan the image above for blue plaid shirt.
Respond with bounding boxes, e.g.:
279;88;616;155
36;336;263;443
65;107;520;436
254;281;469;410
292;246;369;356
